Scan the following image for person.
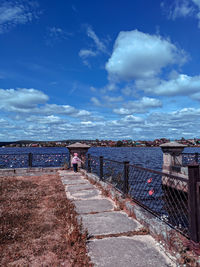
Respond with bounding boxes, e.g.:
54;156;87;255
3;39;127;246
71;153;82;172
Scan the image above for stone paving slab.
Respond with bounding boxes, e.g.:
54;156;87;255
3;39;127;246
80;211;142;236
61;174;84;180
87;236;176;267
66;183;95;192
68;189;100;200
62;179;90;185
74;199;114;214
59;172;82;178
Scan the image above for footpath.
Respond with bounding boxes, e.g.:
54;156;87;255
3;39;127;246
59;170;176;267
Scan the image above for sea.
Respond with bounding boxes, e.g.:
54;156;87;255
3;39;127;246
0;146;200;170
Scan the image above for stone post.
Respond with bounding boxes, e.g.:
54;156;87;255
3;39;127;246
66;142;90;169
160;142;188;191
160;142;186;174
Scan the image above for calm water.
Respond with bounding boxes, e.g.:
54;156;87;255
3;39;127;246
0;146;200;170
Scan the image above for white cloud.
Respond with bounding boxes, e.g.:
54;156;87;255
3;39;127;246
103;95;123;102
0;88;48;111
123;115;144;123
47;27;71;40
26;115;64;125
79;25;108;66
1;105;200;141
45;27;72;46
113;97;162;115
143;74;200;96
163;0;200;27
0;1;40;33
0;88;91;120
191;91;200;100
168;0;194;19
39;104;77;116
106;30;187;81
91;97;101;106
86;26;107;53
75;110;91;117
81;121;94;126
79;49;97;58
192;0;200;8
121;85;134;96
48;27;63;36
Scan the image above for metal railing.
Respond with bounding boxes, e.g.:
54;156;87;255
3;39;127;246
182;152;200;166
0;153;69;168
86;154;200;244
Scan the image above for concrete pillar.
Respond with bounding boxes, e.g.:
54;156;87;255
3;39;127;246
66;142;90;168
160;142;186;174
160;142;188;192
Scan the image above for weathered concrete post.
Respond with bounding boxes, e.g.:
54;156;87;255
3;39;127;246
160;142;187;176
160;141;188;193
66;142;90;169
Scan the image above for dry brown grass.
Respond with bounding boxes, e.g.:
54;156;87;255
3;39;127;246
0;173;92;266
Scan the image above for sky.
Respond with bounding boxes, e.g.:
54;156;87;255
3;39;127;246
1;0;200;141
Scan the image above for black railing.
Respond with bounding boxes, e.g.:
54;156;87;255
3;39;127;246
182;153;200;166
0;153;69;168
86;154;200;244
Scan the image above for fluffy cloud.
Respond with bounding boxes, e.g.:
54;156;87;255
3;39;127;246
0;88;48;111
143;74;200;96
1;106;200;141
113;97;162;115
123;115;144;123
0;1;40;33
26;115;64;124
106;30;187;81
0;88;91;119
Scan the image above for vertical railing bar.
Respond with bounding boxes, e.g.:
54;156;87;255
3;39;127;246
188;165;200;243
123;161;129;196
195;153;198;164
28;153;32;168
88;153;91;173
99;156;103;180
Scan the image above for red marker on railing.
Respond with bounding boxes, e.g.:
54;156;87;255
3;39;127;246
149;189;154;196
147;178;152;183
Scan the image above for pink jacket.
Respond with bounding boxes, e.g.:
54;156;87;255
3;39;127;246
72;156;81;164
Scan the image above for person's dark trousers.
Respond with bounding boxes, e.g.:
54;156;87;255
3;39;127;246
73;163;78;172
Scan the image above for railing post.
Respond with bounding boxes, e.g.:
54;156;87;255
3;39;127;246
99;156;103;180
87;154;91;173
28;153;33;168
195;153;198;164
188;165;200;244
123;161;129;196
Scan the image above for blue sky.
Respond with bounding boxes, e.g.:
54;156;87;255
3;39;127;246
1;0;200;141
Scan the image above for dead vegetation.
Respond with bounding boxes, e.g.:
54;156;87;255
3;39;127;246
0;173;92;266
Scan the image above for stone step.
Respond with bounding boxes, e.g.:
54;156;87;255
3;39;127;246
87;236;176;267
79;211;143;236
